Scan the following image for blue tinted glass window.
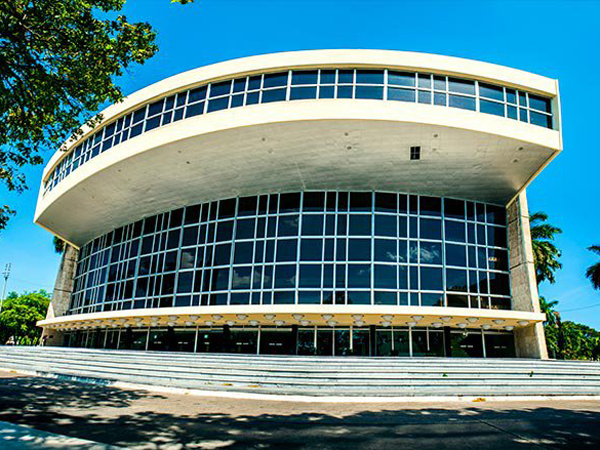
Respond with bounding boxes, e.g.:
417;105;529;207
207;97;229;112
433;75;446;90
506;89;517;104
479;83;504;101
233;78;246;92
418;90;432;104
480;99;505;117
528;94;551;113
348;239;371;261
185;102;204;118
388;87;416;102
292;70;318;85
263;72;288;88
319;86;335;98
290;86;317;100
420;267;443;291
374;265;397;289
446;243;466;267
420;241;442;265
299;264;321;288
355;85;384;99
375;239;397;262
519;92;527;106
434;92;446;106
301;239;322;261
418;74;432;88
320;70;336;84
507;105;517;119
356;70;384;84
448;78;475;95
388;71;415;87
449;95;476;111
337;86;353;98
347;264;370;288
261;88;286;103
210;81;231;97
248;76;261;90
246;92;259;105
148;100;164;117
530;111;552;128
338;70;354;84
189;86;207;103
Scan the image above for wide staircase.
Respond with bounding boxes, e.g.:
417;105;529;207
1;346;599;397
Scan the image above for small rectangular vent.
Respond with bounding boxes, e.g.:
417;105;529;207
410;146;421;160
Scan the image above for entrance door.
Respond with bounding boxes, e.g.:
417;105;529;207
450;330;484;357
260;328;295;355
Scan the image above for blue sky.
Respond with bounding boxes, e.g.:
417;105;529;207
1;0;599;327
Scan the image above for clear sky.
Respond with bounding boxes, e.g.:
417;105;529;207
1;0;599;327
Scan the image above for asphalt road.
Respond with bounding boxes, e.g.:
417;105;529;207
0;371;599;449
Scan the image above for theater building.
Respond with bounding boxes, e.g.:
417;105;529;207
36;50;560;358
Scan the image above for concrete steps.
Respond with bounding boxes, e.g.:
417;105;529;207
1;346;599;397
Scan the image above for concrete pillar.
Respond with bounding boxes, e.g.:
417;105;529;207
507;190;548;359
41;244;79;346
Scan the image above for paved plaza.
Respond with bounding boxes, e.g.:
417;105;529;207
0;371;599;449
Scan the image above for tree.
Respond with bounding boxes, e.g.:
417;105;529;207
53;236;66;254
0;290;51;345
586;245;600;290
530;212;562;285
0;0;158;232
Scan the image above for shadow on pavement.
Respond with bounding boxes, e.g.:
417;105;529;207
0;374;598;449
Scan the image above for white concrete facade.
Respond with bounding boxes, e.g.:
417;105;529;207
36;50;561;358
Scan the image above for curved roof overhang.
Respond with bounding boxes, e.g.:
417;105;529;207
35;100;560;246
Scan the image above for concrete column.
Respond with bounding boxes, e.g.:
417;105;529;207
507;190;548;359
41;244;79;347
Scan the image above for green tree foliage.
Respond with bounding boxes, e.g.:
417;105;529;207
586;245;600;290
0;290;51;345
0;0;158;231
539;297;600;360
53;236;66;254
530;212;562;284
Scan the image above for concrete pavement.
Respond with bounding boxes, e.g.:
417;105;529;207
0;371;598;449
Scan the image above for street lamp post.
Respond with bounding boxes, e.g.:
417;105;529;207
0;263;11;317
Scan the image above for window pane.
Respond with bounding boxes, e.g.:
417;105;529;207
347;264;371;288
445;220;466;242
446;269;468;292
374;265;397;289
356;70;384;84
448;78;475;95
349;215;371;236
300;239;322;261
292;70;318;85
276;239;297;262
348;238;371;261
480;99;505;117
449;95;476;111
420;218;442;240
302;215;324;236
290;86;317;100
420;242;442;265
274;264;296;288
263;72;288;88
299;264;321;288
262;88;286;103
479;82;504;101
420;267;443;291
420;196;441;216
355;85;383;99
210;81;231;97
388;71;415;87
388;87;415;102
528;94;551;113
375;239;398;262
375;215;397;237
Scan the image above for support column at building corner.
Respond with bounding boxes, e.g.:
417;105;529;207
41;244;79;346
507;190;549;359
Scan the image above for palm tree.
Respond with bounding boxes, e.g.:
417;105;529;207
52;236;65;254
530;212;562;285
586;245;600;290
539;296;559;326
